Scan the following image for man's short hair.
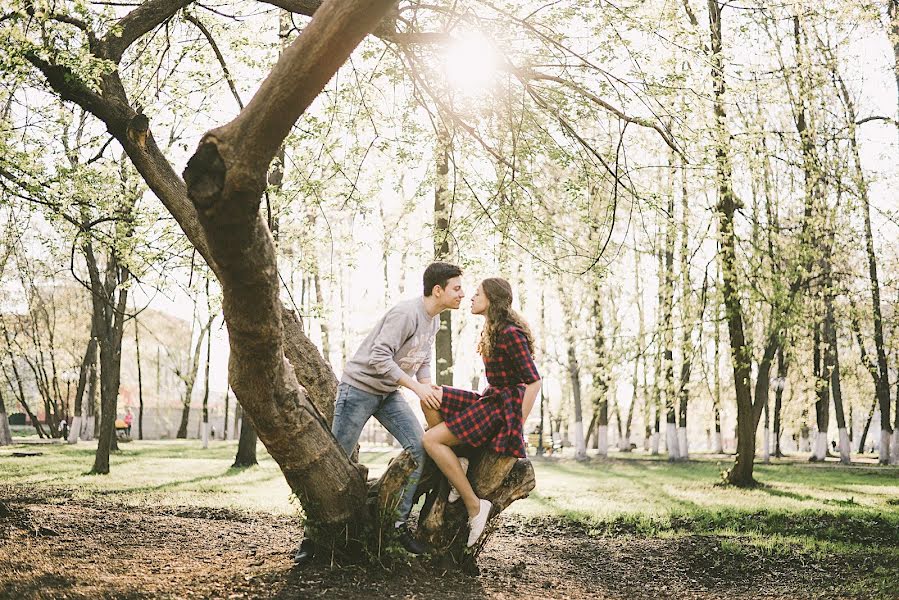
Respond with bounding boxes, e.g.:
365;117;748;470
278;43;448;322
423;262;462;296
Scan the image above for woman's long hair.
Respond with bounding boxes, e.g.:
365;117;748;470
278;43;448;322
476;278;536;358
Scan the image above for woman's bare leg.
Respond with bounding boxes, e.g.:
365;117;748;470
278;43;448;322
422;423;481;519
421;386;444;428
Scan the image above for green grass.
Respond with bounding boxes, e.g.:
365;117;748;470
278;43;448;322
2;440;898;593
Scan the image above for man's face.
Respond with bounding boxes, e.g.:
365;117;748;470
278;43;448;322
436;276;465;310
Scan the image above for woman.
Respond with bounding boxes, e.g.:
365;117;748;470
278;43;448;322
421;278;541;547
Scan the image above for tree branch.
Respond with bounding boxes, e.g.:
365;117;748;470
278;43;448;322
98;0;194;61
183;12;244;109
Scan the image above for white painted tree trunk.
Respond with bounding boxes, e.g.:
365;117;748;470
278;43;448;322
236;418;242;440
666;423;680;460
650;432;660;455
677;426;688;459
712;431;723;453
762;428;770;463
0;418;10;446
573;420;587;460
618;434;630;451
890;431;899;466
813;432;828;461
67;416;82;444
82;418;95;441
838;428;850;464
799;432;810;453
880;429;891;465
597;425;608;457
201;422;209;449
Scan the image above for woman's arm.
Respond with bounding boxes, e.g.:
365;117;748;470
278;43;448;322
521;379;542;421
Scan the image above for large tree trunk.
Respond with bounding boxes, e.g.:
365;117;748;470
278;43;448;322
28;0;532;565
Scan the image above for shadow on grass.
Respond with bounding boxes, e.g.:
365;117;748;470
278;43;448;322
553;505;899;547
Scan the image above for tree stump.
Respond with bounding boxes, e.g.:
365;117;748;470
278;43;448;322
374;448;536;572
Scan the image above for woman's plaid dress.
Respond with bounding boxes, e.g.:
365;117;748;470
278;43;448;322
440;325;540;458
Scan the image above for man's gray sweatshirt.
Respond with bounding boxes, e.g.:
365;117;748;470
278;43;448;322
341;297;439;395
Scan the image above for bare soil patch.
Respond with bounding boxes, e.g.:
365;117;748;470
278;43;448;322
0;489;891;599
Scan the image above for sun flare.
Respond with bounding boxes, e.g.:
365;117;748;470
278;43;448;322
443;31;500;93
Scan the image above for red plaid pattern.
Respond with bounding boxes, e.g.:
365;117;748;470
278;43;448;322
440;326;540;458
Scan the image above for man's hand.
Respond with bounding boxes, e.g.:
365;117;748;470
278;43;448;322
414;382;441;410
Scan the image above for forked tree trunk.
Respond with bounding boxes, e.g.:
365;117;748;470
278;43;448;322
69;336;97;444
30;0;533;565
177;313;212;439
825;308;850;464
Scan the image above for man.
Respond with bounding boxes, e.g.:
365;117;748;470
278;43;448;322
294;261;464;565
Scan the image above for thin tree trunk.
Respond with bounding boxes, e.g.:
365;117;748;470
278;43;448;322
434;125;453;386
831;58;892;464
773;345;786;457
592;292;609;458
1;324;46;438
660;201;679;461
313;269;331;362
233;409;258;468
68;336;97;444
811;321;830;462
0;388;11;445
677;160;691;460
177;311;210;439
134;314;144;441
712;269;724;454
825;305;849;463
202;312;212;449
707;0;755;485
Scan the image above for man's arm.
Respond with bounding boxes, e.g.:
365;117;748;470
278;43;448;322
398;373;439;408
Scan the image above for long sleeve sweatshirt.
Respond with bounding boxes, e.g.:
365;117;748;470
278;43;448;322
340;297;439;395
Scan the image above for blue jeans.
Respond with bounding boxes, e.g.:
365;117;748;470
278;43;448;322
332;382;425;524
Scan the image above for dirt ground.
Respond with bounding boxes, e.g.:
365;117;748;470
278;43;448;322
0;488;889;599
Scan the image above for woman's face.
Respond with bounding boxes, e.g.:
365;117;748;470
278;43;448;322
470;284;490;315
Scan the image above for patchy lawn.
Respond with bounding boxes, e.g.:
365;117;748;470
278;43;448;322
1;440;897;599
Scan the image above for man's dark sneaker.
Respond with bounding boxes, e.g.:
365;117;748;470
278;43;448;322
292;537;316;566
396;523;428;555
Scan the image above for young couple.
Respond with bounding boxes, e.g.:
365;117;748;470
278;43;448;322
294;262;542;565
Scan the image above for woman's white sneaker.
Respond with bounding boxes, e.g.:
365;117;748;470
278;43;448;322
448;457;470;503
466;499;493;547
